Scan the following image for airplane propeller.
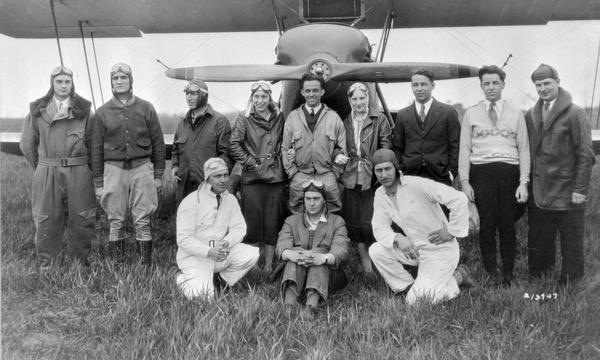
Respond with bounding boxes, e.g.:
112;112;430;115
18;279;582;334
165;61;479;83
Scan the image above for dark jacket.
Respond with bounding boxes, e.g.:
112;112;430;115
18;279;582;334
171;104;232;184
21;93;92;168
340;110;392;190
392;99;460;183
275;211;349;299
229;110;287;184
91;96;165;186
525;88;595;210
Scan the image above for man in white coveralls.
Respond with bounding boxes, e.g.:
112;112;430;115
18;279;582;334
175;157;259;299
369;149;475;304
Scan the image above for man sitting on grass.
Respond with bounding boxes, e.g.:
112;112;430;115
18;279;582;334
275;180;349;316
369;149;475;305
175;157;259;299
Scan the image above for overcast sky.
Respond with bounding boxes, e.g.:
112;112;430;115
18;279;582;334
1;20;599;119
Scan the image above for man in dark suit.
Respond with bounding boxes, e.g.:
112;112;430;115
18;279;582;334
392;68;461;185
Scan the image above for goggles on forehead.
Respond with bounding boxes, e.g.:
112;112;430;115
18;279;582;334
184;82;208;94
51;66;73;77
110;63;132;75
302;179;324;191
347;82;368;95
251;81;271;92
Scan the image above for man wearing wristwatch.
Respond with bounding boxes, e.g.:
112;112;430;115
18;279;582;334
458;65;530;287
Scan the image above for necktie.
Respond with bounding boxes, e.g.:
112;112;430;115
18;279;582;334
216;194;222;209
489;101;498;127
310;107;315;117
542;102;550;128
418;103;426;122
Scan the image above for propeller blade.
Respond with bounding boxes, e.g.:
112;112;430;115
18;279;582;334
165;64;307;82
330;62;479;82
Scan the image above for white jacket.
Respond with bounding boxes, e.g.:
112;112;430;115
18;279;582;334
372;175;468;250
176;183;246;261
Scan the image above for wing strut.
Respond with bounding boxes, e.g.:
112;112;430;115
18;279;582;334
90;31;105;104
270;0;285;36
375;1;395;127
78;20;97;111
590;35;600;129
49;0;64;66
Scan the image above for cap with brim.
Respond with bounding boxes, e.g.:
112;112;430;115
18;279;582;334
531;63;559;82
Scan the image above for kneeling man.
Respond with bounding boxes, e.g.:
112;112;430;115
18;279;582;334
276;181;349;313
176;157;259;299
369;149;474;305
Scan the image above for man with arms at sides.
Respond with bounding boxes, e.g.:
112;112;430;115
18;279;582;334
171;79;232;205
393;68;460;186
459;65;530;287
230;81;288;273
281;73;348;214
276;180;349;316
176;158;259;299
369;149;475;305
339;82;392;275
524;64;595;285
92;63;166;267
20;66;95;270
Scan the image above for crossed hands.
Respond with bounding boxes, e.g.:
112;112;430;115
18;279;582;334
283;247;328;267
207;240;230;262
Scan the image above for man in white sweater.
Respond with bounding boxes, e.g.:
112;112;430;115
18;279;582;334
369;149;474;305
175;157;259;299
458;65;530;287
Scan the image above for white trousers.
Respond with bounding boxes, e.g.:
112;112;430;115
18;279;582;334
176;243;259;299
369;240;460;305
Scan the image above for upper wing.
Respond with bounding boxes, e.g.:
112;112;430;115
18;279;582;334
2;0;598;38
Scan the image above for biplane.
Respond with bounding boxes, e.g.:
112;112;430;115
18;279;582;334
1;0;599;156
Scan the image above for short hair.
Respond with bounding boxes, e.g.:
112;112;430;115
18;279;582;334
411;68;435;82
300;72;326;90
478;65;506;82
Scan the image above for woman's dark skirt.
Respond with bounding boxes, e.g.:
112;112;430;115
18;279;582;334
241;182;287;246
341;185;375;244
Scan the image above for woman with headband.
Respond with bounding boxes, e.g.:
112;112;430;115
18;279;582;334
230;81;288;273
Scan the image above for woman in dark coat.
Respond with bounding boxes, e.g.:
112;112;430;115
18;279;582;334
229;81;288;272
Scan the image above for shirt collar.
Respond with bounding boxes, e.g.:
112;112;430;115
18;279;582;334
304;103;322;114
484;98;504;113
414;97;434;115
53;96;70;109
304;211;327;229
351;108;369;123
544;98;556;111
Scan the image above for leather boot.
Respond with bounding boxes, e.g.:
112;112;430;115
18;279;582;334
109;240;125;265
139;241;153;266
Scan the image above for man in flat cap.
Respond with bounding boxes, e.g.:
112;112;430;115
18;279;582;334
20;66;95;270
369;149;475;305
171;79;232;205
175;157;259;299
92;63;166;266
524;64;595;284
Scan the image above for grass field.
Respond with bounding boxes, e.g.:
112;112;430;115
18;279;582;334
2;152;599;360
